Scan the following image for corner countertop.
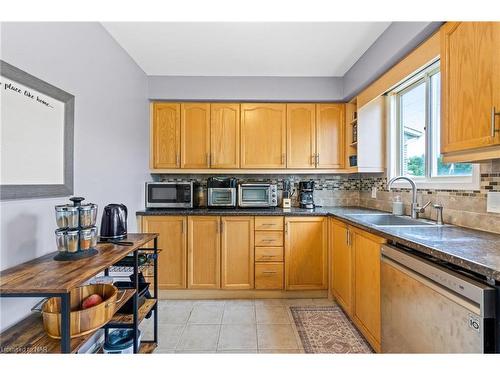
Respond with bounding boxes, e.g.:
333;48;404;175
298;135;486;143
137;206;500;282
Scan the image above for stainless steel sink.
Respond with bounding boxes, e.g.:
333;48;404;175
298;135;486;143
346;213;438;227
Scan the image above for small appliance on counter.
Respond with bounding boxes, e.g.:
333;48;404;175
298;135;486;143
298;180;315;209
145;181;194;208
281;179;293;208
54;196;98;261
238;183;278;208
207;177;237;207
100;204;128;241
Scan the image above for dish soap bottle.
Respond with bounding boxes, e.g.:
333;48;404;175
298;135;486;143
392;195;404;216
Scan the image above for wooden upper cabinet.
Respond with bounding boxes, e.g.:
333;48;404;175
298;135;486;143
316;104;345;168
152;102;181;169
181;103;211;168
286;104;316;168
221;216;254;290
330;219;353;315
240;103;286;168
284;217;328;290
441;22;500;153
141;216;187;289
211;103;240;168
187;216;221;289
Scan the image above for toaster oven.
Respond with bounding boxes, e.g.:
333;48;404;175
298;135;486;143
145;181;194;208
238;183;278;207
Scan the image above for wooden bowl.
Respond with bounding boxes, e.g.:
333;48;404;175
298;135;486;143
40;284;120;339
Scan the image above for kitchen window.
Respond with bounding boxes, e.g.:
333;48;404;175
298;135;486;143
388;61;479;190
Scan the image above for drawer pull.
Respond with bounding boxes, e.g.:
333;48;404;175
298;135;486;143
262;239;274;242
262;271;277;275
261;223;276;226
261;255;276;258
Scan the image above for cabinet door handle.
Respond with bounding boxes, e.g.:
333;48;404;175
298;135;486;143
221;220;224;233
316;154;320;165
176;153;180;167
182;220;185;233
492;107;500;137
281;153;286;165
311;154;315;165
285;222;288;233
346;229;350;246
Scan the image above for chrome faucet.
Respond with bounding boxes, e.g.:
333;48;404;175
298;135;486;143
387;176;431;219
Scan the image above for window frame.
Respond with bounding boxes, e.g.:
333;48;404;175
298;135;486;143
387;60;480;191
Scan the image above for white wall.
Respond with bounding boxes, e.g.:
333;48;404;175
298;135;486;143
0;22;149;330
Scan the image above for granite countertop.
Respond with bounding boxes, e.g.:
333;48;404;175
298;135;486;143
137;206;500;282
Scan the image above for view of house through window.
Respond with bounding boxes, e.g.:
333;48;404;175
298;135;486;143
394;62;472;179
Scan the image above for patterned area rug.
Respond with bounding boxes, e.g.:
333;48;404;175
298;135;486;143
289;305;373;354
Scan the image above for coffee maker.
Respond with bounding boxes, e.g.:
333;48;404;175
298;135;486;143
298;180;315;209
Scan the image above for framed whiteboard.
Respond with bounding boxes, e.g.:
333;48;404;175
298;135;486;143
0;60;74;200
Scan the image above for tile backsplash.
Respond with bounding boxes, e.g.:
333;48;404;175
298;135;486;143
153;159;500;234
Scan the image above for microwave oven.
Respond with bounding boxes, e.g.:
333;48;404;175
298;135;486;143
238;183;278;207
145;181;194;208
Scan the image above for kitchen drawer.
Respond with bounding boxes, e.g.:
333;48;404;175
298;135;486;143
255;246;284;262
255;231;283;247
255;216;284;231
255;263;284;290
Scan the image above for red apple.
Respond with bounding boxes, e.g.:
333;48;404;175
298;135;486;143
81;293;103;309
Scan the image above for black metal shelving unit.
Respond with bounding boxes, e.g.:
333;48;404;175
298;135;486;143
0;234;159;354
103;237;159;353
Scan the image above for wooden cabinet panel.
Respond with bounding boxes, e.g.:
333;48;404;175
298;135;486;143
152;102;181;168
287;104;316;168
240;103;286;168
221;216;254;289
284;217;328;290
330;219;353;315
316;104;345;168
352;228;386;352
181;103;211;168
255;246;284;262
141;216;186;289
255;263;284;290
187;216;221;289
441;22;500;153
211;103;240;168
254;216;284;231
255;231;283;247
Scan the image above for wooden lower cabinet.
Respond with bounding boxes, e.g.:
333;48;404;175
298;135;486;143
140;216;187;289
351;227;386;352
255;263;284;290
284;217;328;290
187;216;221;289
329;218;353;315
221;216;254;289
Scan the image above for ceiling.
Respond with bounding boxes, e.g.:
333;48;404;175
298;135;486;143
102;22;391;77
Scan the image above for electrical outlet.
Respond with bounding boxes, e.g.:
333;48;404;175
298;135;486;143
371;187;377;199
487;192;500;213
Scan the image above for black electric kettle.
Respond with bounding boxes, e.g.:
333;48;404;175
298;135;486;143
100;204;128;241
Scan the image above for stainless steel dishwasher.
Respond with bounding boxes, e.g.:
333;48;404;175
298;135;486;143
381;245;496;353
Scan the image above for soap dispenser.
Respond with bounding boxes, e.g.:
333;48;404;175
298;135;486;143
392;195;404;216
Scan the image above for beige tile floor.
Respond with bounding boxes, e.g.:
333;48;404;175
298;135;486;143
140;298;335;353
